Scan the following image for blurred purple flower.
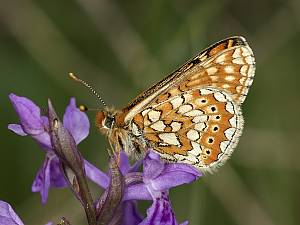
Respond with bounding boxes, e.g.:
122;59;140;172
8;94;107;203
0;200;53;225
0;200;24;225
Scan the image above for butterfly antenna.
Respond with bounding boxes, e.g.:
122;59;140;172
69;72;107;107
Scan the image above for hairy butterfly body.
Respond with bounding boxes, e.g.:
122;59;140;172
95;36;255;173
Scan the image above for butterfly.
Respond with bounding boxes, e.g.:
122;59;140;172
72;36;255;173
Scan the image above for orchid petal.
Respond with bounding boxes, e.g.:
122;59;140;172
8;124;27;136
84;160;109;189
31;155;52;204
122;201;143;225
150;163;201;191
139;192;180;225
9;94;44;135
124;183;152;201
0;201;24;225
63;98;89;144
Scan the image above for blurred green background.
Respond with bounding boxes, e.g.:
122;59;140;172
1;0;299;224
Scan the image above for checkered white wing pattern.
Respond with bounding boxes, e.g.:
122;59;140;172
131;87;243;172
120;36;255;172
187;42;255;104
123;36;255;123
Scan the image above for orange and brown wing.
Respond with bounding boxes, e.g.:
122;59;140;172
123;36;255;172
131;87;243;173
123;36;255;123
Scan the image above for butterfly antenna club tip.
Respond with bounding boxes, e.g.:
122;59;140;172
68;72;107;107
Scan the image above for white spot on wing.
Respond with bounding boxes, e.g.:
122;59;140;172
232;58;244;65
229;115;237;126
189;141;202;156
225;102;235;114
132;123;141;136
236;86;243;93
170;122;181;132
148;110;161;122
210;76;218;82
214;92;227;102
158;133;180;146
158;152;175;161
174;153;198;163
224;127;236;139
224;65;234;73
187;129;200;141
183;93;193;102
215;54;226;63
233;48;242;58
170;97;184;109
200;89;214;95
206;67;218;75
185;109;204;117
245;56;254;64
222;84;230;89
193;115;208;123
220;140;230;152
225;76;236;81
194;123;206;131
241;46;253;56
178;104;193;114
239;77;247;85
150;121;166;132
248;65;255;77
240;65;248;76
246;78;253;86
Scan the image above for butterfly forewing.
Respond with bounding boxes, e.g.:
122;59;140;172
114;36;255;172
123;36;254;122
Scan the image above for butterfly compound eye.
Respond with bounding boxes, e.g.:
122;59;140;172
104;116;114;128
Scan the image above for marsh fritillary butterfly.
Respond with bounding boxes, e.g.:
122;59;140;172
75;36;255;173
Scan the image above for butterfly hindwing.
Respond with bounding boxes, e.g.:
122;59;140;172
131;87;243;172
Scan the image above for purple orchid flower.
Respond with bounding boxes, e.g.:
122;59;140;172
0;200;54;225
8;94;202;224
0;201;24;225
138;151;198;225
111;151;201;225
8;94;107;203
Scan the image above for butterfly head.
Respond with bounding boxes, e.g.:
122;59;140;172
96;109;116;134
95;108;129;156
